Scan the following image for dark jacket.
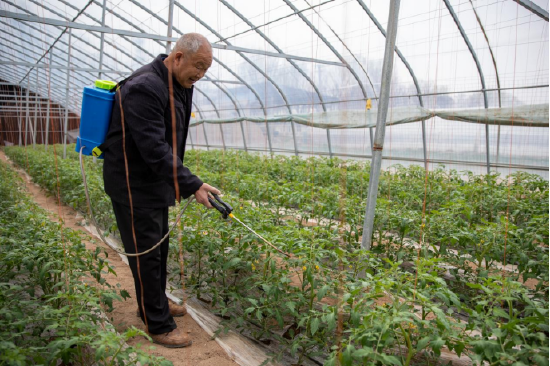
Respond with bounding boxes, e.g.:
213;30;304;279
103;54;203;208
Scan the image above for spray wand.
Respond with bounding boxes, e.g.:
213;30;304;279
208;194;291;258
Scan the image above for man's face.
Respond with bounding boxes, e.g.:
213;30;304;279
173;44;213;88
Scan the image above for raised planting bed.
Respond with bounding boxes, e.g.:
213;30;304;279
0;156;170;366
5;145;548;366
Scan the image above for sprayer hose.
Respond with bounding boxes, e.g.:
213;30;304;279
79;146;193;257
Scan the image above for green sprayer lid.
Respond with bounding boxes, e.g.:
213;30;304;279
95;79;117;90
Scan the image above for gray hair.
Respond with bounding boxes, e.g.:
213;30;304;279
173;33;211;55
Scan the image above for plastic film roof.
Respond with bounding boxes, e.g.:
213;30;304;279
0;0;547;115
0;0;548;175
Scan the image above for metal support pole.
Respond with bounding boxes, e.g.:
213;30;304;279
38;102;44;147
98;0;107;80
188;126;195;149
485;124;490;174
24;78;30;147
369;127;374;153
32;69;38;148
421;119;428;170
239;121;248;152
202;123;210;151
361;0;401;251
165;0;175;54
63;29;72;159
327;129;333;158
496;125;501;166
265;121;273;155
219;124;226;150
14;87;22;146
291;121;298;156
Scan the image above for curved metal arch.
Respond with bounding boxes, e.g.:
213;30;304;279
192;102;203;119
176;1;297;154
220;0;327;112
57;0;148;64
443;0;490;175
282;0;368;99
0;68;66;105
0;22;112;83
103;0;241;121
0;50;82;103
5;0;132;88
130;0;267;116
355;0;428;170
23;0;128;75
203;76;241;117
3;1;102;85
513;0;549;21
188;101;205;148
123;0;244;120
174;1;292;114
356;0;424;107
212;56;267;115
88;0;164;58
128;3;268;116
194;87;221;119
468;0;501;107
193;87;221;151
0;37;93;92
443;0;488;108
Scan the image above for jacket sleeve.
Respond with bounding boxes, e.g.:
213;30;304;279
122;79;203;199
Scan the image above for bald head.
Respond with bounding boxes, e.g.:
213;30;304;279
164;33;213;88
173;33;212;56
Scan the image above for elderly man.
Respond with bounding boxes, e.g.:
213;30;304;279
103;33;219;348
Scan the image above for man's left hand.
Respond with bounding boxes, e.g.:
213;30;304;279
194;183;221;208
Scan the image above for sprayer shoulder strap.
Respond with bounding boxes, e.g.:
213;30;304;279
92;70;157;157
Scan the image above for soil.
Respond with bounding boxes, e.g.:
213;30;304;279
0;151;237;366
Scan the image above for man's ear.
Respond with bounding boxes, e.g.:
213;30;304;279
174;51;185;65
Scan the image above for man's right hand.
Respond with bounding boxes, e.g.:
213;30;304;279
194;183;221;209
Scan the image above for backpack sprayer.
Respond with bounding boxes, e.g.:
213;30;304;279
76;79;289;258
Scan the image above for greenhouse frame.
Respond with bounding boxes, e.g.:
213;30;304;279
0;0;548;365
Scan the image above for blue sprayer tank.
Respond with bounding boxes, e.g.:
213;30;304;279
75;80;117;158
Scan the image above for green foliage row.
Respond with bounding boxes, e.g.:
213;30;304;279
185;149;549;290
0;156;170;365
4;145;548;366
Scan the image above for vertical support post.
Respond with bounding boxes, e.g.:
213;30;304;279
421;119;428;170
45;50;52;151
239;121;248;152
63;29;72;159
188;126;195;149
265;121;273;155
291;120;298;156
219;124;226;150
496;125;500;166
14;88;22;146
38;100;44;147
485;124;490;174
361;0;401;251
98;0;107;80
32;69;38;148
369;127;374;154
202;122;210;151
327;129;333;158
24;78;30;147
165;0;175;54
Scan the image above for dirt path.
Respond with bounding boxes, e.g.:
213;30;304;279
0;151;237;366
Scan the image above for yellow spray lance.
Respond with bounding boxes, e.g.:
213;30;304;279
208;194;291;257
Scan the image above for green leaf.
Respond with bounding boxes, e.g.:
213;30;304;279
352;347;372;359
416;336;430;352
224;257;241;269
286;301;295;313
431;337;445;356
310;317;320;336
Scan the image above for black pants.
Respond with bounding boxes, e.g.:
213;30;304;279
111;200;176;335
